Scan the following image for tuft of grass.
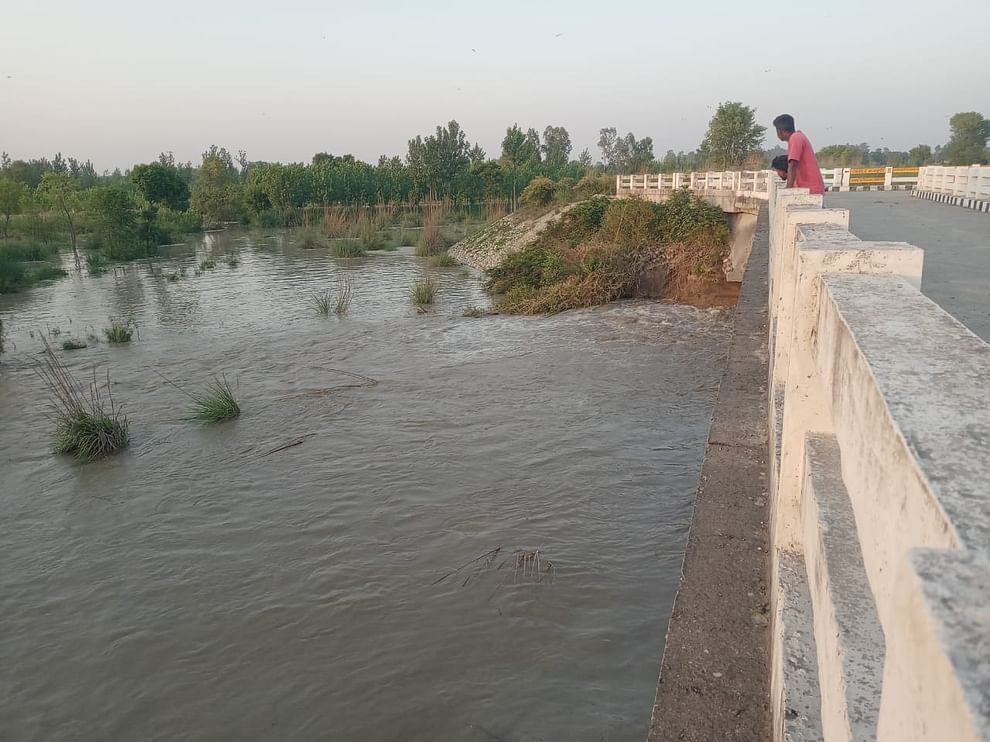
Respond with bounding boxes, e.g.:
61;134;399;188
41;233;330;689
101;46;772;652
412;277;437;306
296;228;327;249
189;375;241;423
416;212;442;256
226;252;240;268
62;338;87;350
38;342;129;460
199;258;216;271
103;320;135;344
429;252;459;267
314;279;353;316
31;264;68;283
86;253;109;275
331;239;366;258
462;306;485;318
357;217;386;250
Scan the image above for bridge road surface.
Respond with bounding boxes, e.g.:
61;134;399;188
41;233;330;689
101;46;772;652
826;191;990;343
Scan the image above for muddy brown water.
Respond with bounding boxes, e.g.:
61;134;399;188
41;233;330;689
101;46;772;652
0;229;731;741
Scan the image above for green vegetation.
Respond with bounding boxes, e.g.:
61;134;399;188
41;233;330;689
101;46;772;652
62;338;87;350
487;192;729;314
699;102;767;170
430;253;459;267
86;253;109;275
357;217;386;250
332;239;366;258
199;258;216;270
296;228;327;249
225;252;239;268
416;212;443;256
521;176;557;206
38;345;129;460
103;320;134;343
314;280;353;316
189;375;240;423
0;241;66;294
462;306;485;318
412;277;438;305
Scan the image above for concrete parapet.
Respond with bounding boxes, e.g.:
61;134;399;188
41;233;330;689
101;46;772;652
765;187;990;741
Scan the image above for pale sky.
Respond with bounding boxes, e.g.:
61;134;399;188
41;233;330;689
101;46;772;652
2;0;988;171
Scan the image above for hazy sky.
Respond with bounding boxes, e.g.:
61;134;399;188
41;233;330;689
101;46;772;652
2;0;988;171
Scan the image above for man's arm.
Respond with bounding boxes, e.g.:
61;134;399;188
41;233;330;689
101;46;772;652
787;159;798;188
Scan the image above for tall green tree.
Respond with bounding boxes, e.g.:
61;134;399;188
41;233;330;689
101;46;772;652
699;102;766;169
131;162;190;210
191;147;243;227
500;124;540;167
0;178;26;238
87;186;139;258
406;120;472;199
908;145;933;166
541;126;572;173
37;172;82;262
943;112;990;165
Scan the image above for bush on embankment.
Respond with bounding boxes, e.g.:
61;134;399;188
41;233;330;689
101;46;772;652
486;190;729;314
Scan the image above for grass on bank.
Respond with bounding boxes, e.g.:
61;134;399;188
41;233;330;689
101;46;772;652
189;375;241;423
486;191;730;315
412;277;437;306
38;342;129;460
332;239;366;258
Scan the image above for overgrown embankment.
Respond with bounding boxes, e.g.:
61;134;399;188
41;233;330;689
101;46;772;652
454;191;733;314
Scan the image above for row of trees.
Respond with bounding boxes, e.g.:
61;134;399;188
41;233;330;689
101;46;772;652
2;110;987;245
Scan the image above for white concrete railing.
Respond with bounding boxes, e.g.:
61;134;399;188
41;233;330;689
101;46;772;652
766;175;990;742
617;167;920;196
917;165;990;200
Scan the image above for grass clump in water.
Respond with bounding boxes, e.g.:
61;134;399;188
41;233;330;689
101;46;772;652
332;239;366;258
103;320;135;344
86;253;109;275
199;258;216;271
296;228;327;249
62;338;88;350
226;252;240;268
412;277;437;306
314;279;353;316
462;306;485;318
38;342;129;460
415;212;443;256
429;253;458;267
357;218;386;250
189;375;241;423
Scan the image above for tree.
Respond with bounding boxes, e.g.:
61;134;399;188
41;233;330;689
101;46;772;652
598;128;619;170
0;178;26;238
131;162;190;211
500;124;540;167
699;102;767;169
541;126;572;173
87;186;139;258
943;112;990;165
578;148;593;169
37;172;82;262
406;120;472;200
908;145;933;166
191;148;243;227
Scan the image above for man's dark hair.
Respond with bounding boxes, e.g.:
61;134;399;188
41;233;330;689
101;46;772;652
773;114;795;132
771;154;789;171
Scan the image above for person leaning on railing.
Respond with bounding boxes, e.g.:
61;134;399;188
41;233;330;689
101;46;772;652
773;114;826;194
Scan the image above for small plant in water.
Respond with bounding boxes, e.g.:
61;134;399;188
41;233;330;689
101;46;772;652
189;375;241;423
412;277;437;306
296;228;327;249
462;306;485;318
164;271;180;282
429;253;459;267
199;258;216;271
332;239;366;258
62;338;88;351
314;279;353;316
86;253;109;275
37;341;128;460
226;252;240;268
104;320;135;344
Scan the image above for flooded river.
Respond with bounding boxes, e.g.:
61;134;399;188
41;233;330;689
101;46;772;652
0;230;731;741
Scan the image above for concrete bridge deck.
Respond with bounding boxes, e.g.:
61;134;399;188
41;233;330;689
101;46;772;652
827;191;990;342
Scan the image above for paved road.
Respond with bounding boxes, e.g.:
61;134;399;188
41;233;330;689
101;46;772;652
826;191;990;342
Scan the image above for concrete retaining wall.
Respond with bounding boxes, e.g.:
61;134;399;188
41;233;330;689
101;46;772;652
765;177;990;742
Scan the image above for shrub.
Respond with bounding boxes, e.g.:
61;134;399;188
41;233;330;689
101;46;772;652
412;277;437;305
600;199;663;249
357;217;386;250
486;247;564;294
0;240;60;262
38;344;128;460
189;375;240;423
0;252;29;293
576;173;613;197
521;176;557;207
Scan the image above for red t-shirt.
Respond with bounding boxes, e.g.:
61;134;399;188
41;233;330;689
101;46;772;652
788;131;825;194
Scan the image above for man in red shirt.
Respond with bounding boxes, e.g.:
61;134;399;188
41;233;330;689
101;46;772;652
773;114;825;195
